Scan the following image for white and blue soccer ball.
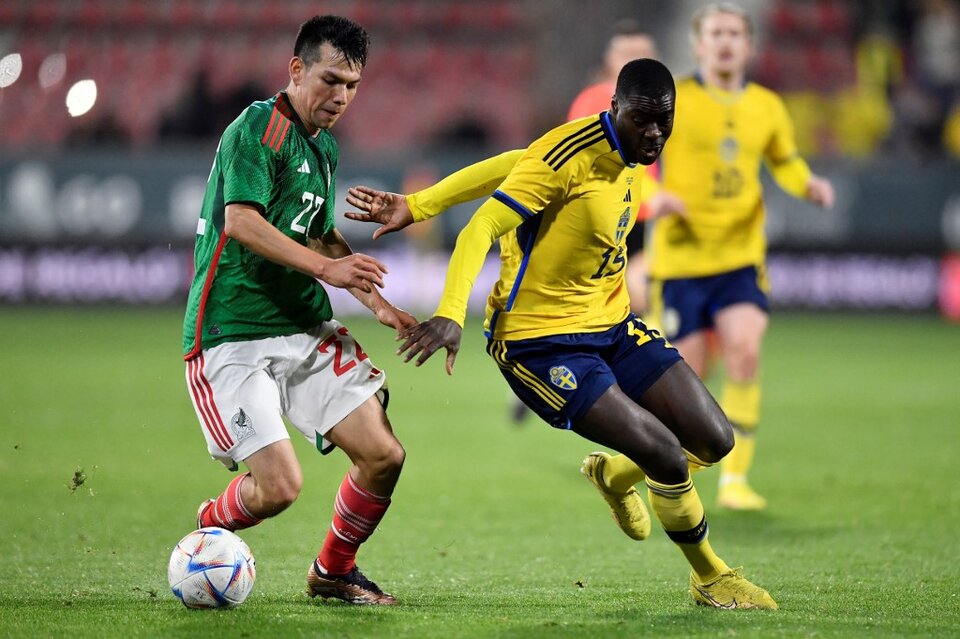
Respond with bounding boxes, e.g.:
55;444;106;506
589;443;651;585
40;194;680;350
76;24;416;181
168;527;256;609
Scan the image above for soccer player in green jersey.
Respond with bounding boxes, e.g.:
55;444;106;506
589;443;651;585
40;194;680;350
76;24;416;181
346;59;777;610
182;15;414;605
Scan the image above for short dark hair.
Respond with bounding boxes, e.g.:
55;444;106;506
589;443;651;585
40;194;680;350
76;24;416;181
614;58;675;102
294;15;370;69
609;18;649;40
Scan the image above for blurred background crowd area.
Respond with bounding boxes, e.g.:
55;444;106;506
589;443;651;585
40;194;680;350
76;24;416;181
1;0;959;317
2;0;960;161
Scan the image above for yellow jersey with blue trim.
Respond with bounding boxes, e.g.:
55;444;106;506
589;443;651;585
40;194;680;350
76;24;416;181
480;112;641;341
648;75;811;279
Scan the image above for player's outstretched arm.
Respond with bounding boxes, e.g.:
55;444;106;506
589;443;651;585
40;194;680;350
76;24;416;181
311;231;417;334
346;150;525;240
396;196;524;373
397;317;462;375
344;187;414;240
225;203;386;292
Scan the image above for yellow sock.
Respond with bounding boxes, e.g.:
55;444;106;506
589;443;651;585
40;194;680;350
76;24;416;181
684;449;713;474
646;477;730;582
719;430;757;483
604;454;646;493
604;448;713;493
721;378;760;426
720;379;760;481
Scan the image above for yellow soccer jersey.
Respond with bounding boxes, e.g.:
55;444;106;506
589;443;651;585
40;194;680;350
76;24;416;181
434;113;642;341
648;75;811;279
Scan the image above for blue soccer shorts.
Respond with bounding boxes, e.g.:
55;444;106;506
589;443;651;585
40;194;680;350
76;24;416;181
648;265;770;341
486;314;682;429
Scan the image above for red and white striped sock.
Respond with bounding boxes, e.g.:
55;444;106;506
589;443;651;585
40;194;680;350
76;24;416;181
199;473;263;531
316;473;391;575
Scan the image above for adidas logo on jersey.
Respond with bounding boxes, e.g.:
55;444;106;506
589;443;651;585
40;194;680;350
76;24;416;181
298;159;310;174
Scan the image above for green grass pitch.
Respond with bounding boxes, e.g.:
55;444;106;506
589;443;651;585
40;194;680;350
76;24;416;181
0;308;957;638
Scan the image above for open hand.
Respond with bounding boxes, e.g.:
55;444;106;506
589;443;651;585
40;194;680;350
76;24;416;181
396;316;462;375
345;186;415;240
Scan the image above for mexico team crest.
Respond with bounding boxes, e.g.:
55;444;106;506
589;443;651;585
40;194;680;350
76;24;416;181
231;408;256;443
549;365;578;390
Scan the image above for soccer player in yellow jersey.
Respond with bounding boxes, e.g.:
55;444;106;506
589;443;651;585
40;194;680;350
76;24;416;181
641;2;836;510
347;59;777;609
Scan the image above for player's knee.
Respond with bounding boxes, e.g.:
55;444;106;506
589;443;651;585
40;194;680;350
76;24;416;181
645;444;691;485
699;418;734;463
680;409;734;465
365;441;405;484
726;345;760;379
381;441;406;480
260;473;303;512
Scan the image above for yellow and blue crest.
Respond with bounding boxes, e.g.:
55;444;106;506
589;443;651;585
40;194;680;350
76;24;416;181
615;207;631;244
549;365;578;390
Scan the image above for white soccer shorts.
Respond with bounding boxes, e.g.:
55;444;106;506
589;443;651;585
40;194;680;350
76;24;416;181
184;320;386;469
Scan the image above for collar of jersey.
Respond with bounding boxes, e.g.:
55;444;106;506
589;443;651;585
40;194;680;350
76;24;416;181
693;72;747;104
275;92;321;143
599;111;636;168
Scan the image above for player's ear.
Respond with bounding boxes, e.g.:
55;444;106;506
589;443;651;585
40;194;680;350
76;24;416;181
289;56;304;84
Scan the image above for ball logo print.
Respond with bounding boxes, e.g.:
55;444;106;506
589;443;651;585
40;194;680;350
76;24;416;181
168;527;256;609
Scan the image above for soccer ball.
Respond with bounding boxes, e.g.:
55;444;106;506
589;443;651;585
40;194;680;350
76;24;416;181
168;527;256;609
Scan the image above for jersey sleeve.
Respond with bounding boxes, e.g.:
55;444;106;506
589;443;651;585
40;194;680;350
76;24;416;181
407;150;524;222
764;93;811;199
492;144;568;218
433;144;568;325
434;198;525;326
220;113;275;210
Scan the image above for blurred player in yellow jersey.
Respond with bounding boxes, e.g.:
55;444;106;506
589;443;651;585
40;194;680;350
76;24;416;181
642;2;834;510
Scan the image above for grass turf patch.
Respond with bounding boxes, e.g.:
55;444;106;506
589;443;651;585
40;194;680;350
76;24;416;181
0;309;957;638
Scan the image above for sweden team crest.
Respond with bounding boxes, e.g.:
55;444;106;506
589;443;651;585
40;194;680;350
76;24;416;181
549;365;578;390
615;207;631;244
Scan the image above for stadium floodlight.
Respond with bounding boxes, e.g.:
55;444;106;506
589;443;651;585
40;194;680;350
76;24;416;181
66;79;97;117
39;53;67;89
0;53;22;88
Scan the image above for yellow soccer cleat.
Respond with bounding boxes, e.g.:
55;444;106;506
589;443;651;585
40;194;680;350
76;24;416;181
580;452;651;541
717;481;767;511
689;568;778;610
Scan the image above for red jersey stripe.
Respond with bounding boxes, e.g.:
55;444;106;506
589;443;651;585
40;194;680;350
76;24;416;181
185;232;228;360
260;108;281;147
267;117;291;152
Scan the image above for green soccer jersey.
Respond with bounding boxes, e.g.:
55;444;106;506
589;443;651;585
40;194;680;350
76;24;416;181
182;92;339;358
